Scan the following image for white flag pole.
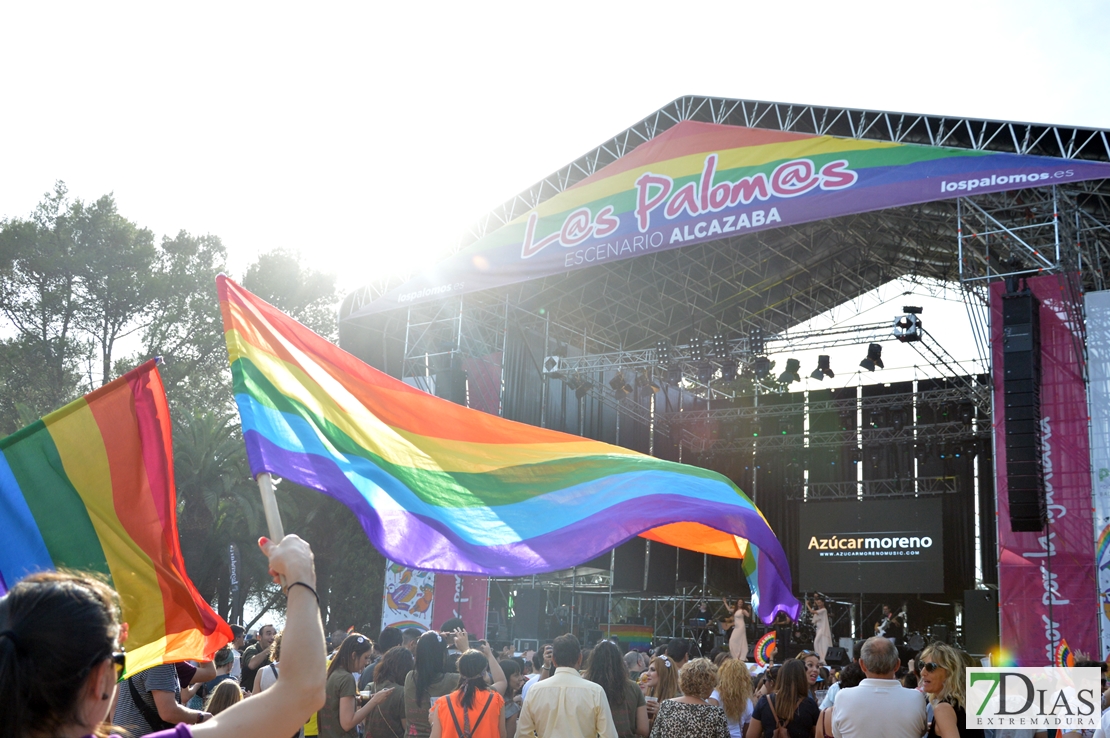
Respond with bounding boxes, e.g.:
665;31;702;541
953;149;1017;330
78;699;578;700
256;472;286;542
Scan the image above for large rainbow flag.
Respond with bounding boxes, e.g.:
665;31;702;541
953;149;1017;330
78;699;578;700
0;361;231;674
219;276;799;622
349;119;1110;317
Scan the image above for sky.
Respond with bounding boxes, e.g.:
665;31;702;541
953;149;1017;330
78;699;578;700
2;0;1109;297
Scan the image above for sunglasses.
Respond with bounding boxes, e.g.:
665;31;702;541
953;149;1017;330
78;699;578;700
922;662;942;673
109;651;127;680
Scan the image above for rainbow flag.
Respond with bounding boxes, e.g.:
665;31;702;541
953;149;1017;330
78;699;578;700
219;276;799;622
0;360;231;674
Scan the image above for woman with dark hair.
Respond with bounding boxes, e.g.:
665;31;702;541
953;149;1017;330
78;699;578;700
585;640;648;738
746;659;820;738
319;633;394;738
404;632;505;738
366;646;414;738
429;650;506;738
796;651;822;698
648;658;729;738
498;658;524;736
0;534;326;738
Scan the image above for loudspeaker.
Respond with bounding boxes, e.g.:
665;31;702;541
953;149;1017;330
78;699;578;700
512;590;543;640
963;589;999;655
613;539;647;593
1002;292;1045;532
645;542;677;594
434;369;468;405
676;549;703;588
824;646;849;667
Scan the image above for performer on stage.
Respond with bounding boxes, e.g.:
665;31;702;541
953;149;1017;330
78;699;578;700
807;597;832;664
772;611;793;664
721;597;750;661
874;604;904;644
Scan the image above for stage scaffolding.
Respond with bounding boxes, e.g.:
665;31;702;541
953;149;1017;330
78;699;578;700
339;97;1110;644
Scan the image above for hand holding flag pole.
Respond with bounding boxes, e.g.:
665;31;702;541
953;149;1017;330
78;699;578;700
256;473;287;587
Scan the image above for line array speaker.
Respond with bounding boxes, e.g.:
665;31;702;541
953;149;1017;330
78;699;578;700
1002;291;1045;532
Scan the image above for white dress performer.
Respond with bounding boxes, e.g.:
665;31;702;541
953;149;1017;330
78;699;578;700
808;597;833;664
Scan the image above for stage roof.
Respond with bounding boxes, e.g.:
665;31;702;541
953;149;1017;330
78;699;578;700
341;96;1110;350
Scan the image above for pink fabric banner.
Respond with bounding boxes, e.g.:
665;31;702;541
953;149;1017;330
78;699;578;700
992;275;1097;664
431;573;489;639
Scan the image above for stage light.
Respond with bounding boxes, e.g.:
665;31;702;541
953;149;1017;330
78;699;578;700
697;364;715;384
749;326;765;356
689;340;706;363
893;307;923;343
565;375;593;400
891;406;906;432
914;442;931;462
655;340;671;364
778;358;801;384
959;405;974;425
860;343;884;371
810;355;834;380
635;369;661;394
719;359;739;381
752;356;771;378
711;333;728;359
849;447;862;464
609;372;632;397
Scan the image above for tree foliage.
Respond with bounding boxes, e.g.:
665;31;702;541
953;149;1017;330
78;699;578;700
1;187;387;632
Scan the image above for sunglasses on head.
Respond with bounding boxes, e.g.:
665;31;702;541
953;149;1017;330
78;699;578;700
922;662;942;673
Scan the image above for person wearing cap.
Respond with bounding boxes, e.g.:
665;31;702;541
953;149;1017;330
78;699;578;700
193;647;239;708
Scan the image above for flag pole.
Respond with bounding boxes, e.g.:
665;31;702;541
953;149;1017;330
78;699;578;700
256;473;286;542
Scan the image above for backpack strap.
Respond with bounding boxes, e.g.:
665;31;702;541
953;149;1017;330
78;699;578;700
446;695;467;737
127;677;173;731
470;693;495;734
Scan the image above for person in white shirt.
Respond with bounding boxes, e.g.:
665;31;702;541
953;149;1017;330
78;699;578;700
831;636;926;738
515;633;617;738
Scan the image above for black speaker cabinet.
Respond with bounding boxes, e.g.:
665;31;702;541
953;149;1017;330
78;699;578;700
963;589;999;655
512;589;544;640
1002;291;1045;532
824;646;849;667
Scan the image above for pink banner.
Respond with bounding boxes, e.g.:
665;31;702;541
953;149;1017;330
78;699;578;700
992;275;1097;664
431;573;489;639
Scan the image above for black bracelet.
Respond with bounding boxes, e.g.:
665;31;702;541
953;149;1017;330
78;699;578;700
285;581;319;604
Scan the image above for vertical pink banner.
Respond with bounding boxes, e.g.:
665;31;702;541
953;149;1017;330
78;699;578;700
431;573;489;639
992;275;1097;664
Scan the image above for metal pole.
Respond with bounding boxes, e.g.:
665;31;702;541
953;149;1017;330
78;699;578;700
540;313;549;429
498;296;509;417
256;473;287;590
607;549;615;640
570;566;577;635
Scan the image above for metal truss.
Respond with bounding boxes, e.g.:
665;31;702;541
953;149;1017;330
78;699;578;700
679;420;988;455
798;476;961;501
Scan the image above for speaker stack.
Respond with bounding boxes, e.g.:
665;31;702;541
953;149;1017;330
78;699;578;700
1001;290;1046;532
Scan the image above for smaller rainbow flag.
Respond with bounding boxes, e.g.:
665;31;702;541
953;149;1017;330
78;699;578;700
600;623;653;650
0;360;231;674
1054;639;1075;668
754;631;776;667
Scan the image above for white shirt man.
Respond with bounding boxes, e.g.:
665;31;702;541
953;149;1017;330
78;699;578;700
515;634;617;738
832;636;926;738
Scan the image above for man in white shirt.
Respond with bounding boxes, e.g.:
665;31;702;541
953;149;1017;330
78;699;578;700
832;636;926;738
228;624;245;681
515;633;617;738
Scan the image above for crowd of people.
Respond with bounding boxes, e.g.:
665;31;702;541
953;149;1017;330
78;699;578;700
3;539;1109;738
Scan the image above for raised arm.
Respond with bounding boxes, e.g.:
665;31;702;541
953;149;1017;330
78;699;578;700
729;606;748;661
193;535;326;738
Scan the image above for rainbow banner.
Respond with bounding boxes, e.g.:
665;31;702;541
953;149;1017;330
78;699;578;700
0;361;231;675
349;120;1110;317
600;623;654;650
219;276;799;622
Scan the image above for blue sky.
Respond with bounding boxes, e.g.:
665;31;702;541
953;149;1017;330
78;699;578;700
1;0;1107;292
